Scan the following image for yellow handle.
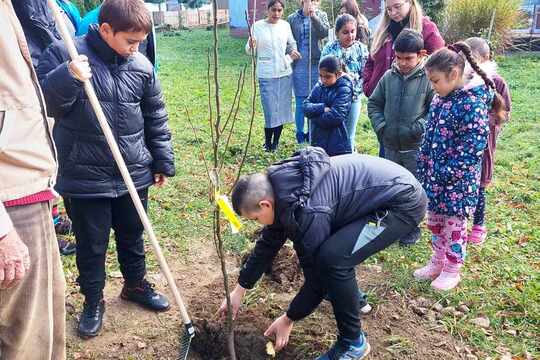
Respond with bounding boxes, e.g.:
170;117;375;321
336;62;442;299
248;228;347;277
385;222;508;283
216;193;242;233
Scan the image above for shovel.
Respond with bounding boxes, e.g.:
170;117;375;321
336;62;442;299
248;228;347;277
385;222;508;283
46;1;195;358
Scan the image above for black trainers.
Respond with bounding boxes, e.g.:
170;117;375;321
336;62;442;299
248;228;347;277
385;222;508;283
54;215;72;235
78;300;105;339
120;279;170;312
399;226;421;246
58;238;76;256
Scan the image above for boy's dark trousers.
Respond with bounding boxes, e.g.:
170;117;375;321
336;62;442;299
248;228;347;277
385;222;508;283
291;211;416;340
65;189;148;303
384;147;422;245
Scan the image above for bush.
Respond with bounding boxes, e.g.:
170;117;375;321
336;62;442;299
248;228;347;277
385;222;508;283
72;0;101;16
419;0;447;24
440;0;522;51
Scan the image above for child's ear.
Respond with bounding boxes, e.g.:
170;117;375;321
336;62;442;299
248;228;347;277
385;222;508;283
259;199;273;209
449;68;460;82
99;23;114;37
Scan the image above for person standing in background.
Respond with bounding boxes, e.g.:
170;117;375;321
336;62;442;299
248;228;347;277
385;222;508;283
339;0;370;46
288;0;330;144
362;0;444;158
247;0;301;152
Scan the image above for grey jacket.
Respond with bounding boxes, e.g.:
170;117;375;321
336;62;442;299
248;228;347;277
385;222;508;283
368;60;434;151
288;9;329;64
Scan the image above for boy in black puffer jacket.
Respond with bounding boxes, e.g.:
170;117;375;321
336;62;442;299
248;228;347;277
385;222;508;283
304;55;353;156
218;147;427;360
37;0;175;339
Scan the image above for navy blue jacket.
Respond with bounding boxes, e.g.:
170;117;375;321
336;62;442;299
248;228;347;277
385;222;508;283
303;76;353;156
238;147;427;320
13;0;61;67
37;25;175;198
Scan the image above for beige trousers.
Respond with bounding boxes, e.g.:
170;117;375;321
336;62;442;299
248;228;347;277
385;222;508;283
0;202;66;360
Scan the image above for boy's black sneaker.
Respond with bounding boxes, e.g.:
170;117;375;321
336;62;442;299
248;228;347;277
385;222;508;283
54;215;72;235
78;300;105;339
120;279;170;312
399;227;421;246
58;238;76;256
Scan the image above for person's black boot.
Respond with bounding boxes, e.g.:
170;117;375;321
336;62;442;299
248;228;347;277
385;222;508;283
78;299;105;339
120;279;170;312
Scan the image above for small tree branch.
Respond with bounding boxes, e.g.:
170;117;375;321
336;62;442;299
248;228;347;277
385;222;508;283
219;66;247;172
220;65;247;135
230;11;258;191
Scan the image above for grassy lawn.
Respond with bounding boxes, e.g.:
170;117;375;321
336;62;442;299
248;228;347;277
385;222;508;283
64;28;539;358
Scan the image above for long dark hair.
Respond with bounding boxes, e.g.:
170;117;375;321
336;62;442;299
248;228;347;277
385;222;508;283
267;0;284;9
426;42;507;125
339;0;370;44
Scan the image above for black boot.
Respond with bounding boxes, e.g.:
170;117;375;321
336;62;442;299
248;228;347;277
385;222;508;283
264;127;273;152
271;125;283;151
120;279;170;312
78;299;105;339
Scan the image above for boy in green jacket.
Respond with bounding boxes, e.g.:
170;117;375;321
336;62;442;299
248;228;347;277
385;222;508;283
367;29;434;245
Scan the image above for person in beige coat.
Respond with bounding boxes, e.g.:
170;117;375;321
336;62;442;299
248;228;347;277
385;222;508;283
0;0;66;358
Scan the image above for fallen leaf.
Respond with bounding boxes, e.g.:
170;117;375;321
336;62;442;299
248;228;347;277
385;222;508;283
266;341;276;357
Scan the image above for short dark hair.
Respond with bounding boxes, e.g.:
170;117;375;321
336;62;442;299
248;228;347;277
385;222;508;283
394;29;424;53
99;0;152;34
319;55;344;74
231;173;274;215
267;0;285;9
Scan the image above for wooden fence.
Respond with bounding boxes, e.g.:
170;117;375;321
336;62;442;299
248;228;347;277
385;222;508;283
152;9;229;29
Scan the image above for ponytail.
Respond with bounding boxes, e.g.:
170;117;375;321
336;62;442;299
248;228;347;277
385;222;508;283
426;43;508;125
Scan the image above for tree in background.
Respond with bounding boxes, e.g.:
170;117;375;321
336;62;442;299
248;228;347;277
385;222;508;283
72;0;101;15
441;0;522;50
419;0;446;24
179;0;208;9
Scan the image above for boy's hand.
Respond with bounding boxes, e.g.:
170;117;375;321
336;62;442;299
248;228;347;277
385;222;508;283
264;314;294;351
0;229;31;289
68;55;92;82
290;50;302;61
324;107;331;113
217;284;246;320
153;173;168;187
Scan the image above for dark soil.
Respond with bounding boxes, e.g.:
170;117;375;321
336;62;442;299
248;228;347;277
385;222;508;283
65;244;468;360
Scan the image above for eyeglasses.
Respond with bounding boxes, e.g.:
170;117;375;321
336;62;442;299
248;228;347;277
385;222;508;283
386;1;407;14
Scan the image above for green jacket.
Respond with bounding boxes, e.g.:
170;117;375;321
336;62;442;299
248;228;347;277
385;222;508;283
367;60;434;151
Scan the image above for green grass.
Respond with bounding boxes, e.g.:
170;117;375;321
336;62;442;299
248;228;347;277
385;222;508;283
64;28;540;358
157;31;540;358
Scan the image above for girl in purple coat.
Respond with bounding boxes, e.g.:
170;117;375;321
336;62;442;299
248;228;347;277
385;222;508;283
414;42;507;290
464;37;512;245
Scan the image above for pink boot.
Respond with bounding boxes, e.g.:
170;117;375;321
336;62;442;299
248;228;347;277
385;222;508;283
413;260;444;281
468;225;487;245
431;263;461;291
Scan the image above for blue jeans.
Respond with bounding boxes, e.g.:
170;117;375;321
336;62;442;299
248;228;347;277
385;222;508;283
346;98;362;151
295;95;309;143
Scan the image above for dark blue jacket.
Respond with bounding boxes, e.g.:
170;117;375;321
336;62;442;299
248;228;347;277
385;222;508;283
13;0;61;67
37;25;175;198
238;147;427;320
303;76;353;156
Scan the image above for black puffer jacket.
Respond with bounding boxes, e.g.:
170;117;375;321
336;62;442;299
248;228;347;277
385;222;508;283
303;76;353;156
238;147;427;319
37;25;175;198
13;0;61;67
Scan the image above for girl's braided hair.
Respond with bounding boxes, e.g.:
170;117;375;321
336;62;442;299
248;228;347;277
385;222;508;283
426;42;507;125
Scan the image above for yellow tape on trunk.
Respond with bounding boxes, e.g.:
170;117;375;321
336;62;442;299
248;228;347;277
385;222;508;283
216;193;242;233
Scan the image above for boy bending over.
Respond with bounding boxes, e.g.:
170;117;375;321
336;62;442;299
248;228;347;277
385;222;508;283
219;147;426;359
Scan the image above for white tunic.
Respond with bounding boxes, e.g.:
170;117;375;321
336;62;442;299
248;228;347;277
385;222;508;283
245;19;297;79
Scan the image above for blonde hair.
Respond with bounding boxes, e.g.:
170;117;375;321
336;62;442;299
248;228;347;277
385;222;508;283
371;0;424;55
